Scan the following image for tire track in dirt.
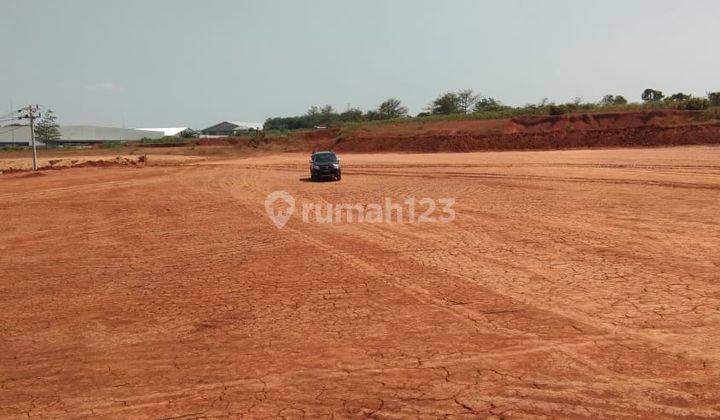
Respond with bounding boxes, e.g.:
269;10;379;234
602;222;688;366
201;157;720;416
3;147;720;418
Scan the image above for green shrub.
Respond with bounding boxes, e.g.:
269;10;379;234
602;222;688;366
99;141;125;149
678;98;710;111
708;92;720;107
548;104;568;115
1;146;28;152
137;136;187;145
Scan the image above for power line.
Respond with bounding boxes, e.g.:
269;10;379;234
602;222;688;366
0;111;16;118
9;105;40;170
0;125;29;135
0;118;24;124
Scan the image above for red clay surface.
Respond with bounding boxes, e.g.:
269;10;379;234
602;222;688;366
2;146;720;417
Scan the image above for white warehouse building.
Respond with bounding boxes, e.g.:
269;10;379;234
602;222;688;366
0;125;164;146
135;127;193;137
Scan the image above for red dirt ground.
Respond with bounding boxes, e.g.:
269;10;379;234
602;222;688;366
1;146;720;417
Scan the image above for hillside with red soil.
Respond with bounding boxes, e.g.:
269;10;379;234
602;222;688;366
277;109;720;153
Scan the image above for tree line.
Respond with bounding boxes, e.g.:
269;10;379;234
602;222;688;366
264;89;720;131
264;99;409;131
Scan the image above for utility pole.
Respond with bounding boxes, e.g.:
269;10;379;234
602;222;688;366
19;105;40;170
29;106;38;171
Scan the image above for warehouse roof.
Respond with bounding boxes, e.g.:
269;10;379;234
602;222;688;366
227;121;263;130
202;121;263;133
0;125;163;145
136;127;190;136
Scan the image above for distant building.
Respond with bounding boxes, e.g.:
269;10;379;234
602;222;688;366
0;125;163;146
0;125;28;146
59;126;164;143
200;121;263;137
136;127;193;137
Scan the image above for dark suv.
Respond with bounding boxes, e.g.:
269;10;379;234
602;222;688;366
310;151;341;181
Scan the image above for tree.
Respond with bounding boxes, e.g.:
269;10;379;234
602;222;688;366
641;89;664;102
457;89;481;113
305;105;338;126
180;128;198;138
548;104;568;115
34;109;61;145
666;92;691;101
319;104;336;125
709;92;720;107
600;94;628;105
364;110;380;121
428;92;461;115
306;105;320;116
474;97;503;112
377;98;408;119
339;107;363;122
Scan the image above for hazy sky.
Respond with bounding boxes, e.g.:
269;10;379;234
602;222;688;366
2;0;719;128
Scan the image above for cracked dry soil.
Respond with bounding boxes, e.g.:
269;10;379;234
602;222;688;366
1;146;720;418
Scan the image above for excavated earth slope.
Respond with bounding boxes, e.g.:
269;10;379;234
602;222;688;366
327;110;720;152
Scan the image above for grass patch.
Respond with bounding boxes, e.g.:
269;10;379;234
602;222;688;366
0;146;29;153
137;136;187;145
99;141;127;149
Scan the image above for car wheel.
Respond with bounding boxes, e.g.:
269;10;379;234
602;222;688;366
336;173;342;181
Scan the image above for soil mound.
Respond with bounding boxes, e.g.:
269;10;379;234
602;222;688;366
0;156;146;175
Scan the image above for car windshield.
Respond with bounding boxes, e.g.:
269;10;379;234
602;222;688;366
313;153;337;163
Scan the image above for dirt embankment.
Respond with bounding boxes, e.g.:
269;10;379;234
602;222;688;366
0;156;148;174
302;110;720;153
0;154;203;174
266;128;341;151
